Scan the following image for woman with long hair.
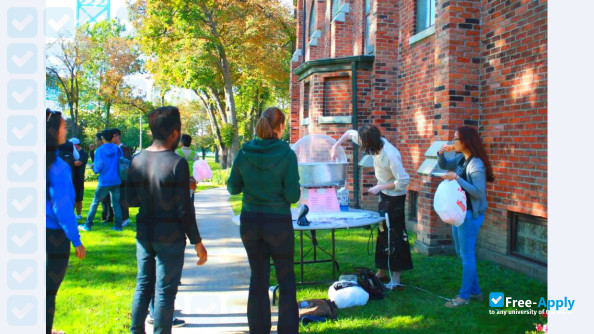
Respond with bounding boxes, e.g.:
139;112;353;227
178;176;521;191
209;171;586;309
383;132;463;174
331;124;412;288
438;126;495;307
227;107;300;334
46;109;86;333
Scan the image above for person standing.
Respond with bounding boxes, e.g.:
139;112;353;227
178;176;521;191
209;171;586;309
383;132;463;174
112;128;133;226
127;106;207;334
46;109;86;334
91;132;114;223
331;124;413;288
70;138;89;220
228;107;300;334
438;126;495;307
80;129;123;231
176;134;199;201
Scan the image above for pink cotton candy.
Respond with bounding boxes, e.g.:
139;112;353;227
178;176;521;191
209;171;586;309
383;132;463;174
193;160;213;182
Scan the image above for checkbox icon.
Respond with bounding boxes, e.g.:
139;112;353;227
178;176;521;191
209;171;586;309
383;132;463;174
7;188;37;218
8;260;37;290
7;295;37;326
7;224;37;254
8;116;37;146
8;7;38;38
45;7;74;38
8;152;37;182
489;292;505;307
8;44;38;74
8;80;37;110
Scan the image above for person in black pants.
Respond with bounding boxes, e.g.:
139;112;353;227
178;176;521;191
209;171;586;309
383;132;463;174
228;107;301;334
46;109;86;334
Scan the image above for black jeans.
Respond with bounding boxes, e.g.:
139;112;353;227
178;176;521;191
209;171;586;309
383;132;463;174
130;239;185;334
120;181;129;221
240;212;298;334
376;193;413;272
46;228;71;334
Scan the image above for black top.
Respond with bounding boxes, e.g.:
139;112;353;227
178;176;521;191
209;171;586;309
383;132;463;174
126;150;202;244
456;156;474;212
74;149;89;183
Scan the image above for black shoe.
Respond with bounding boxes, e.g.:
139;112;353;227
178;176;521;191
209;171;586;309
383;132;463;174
172;318;186;328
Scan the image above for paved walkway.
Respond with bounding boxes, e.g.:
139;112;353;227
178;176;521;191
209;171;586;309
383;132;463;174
167;187;278;333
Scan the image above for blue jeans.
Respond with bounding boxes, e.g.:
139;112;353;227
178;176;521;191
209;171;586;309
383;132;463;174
85;185;122;228
130;239;185;334
451;211;485;300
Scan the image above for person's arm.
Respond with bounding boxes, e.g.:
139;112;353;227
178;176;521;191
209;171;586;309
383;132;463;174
227;153;244;195
331;130;358;160
387;148;410;193
456;161;487;199
174;159;202;244
437;146;460;171
49;166;82;247
92;149;103;174
283;151;301;203
126;158;141;207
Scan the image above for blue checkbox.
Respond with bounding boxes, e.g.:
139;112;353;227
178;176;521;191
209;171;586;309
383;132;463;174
45;7;74;38
7;188;37;219
8;7;38;38
7;295;37;326
7;152;38;182
7;260;37;290
8;44;38;74
8;80;37;110
489;292;505;307
7;116;38;146
7;224;37;254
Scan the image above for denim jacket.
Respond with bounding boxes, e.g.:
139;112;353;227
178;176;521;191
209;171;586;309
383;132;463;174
437;152;488;219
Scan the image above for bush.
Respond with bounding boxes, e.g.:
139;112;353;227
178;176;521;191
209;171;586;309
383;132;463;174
84;165;98;182
210;168;230;186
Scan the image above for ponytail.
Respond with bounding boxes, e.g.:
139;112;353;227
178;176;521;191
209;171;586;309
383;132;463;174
256;107;285;140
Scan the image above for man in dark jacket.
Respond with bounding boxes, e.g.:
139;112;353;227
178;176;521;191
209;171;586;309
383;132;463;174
70;138;89;220
111;128;133;226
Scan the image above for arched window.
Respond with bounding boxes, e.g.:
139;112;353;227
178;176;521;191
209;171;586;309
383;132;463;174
309;2;317;39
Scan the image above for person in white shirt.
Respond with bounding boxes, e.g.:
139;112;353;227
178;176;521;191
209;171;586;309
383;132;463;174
331;124;413;288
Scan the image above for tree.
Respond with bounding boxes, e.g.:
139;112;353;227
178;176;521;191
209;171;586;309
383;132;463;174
194;134;215;159
130;0;294;168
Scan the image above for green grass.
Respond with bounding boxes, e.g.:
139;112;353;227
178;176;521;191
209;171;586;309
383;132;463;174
54;182;547;334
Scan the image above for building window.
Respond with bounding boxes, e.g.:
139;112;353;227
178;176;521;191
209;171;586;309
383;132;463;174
416;0;435;33
303;82;310;119
510;212;547;265
309;2;316;39
408;190;418;222
332;0;343;18
364;0;373;54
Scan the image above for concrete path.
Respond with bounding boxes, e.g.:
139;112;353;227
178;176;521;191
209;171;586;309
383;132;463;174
167;187;278;333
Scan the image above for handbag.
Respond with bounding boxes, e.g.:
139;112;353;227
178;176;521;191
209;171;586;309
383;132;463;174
353;267;388;300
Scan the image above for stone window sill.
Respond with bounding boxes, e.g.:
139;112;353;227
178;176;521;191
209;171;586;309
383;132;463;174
409;25;435;46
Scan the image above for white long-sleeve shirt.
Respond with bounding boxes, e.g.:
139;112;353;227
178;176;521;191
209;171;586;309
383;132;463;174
347;130;410;196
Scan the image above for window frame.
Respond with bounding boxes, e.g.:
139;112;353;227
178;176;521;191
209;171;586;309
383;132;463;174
309;1;317;40
415;0;436;34
364;0;374;54
509;211;548;266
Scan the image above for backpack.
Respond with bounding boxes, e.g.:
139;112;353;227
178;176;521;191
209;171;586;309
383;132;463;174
117;148;130;181
298;299;338;325
354;267;389;300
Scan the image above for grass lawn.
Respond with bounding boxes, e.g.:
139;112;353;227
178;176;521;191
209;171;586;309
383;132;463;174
54;179;546;333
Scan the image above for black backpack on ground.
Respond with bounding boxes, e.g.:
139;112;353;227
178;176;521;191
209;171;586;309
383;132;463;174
354;267;389;300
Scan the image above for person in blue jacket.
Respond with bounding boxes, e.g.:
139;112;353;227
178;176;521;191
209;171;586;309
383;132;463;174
80;129;124;231
437;126;495;307
46;109;86;334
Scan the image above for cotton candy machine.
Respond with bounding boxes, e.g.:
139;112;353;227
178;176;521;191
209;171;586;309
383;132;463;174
291;134;347;187
292;135;348;212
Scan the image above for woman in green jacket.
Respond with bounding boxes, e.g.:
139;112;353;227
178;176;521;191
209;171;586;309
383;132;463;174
227;107;300;334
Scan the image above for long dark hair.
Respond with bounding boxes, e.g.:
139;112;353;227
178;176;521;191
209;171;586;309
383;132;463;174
46;108;63;200
256;107;285;140
457;126;495;182
358;124;384;155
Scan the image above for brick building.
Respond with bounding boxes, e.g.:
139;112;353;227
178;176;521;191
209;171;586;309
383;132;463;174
289;0;547;280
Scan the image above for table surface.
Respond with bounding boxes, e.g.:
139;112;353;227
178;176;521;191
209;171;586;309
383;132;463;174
232;208;385;231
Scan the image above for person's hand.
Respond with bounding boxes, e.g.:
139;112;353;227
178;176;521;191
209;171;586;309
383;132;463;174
369;185;383;195
439;144;455;155
330;144;338;161
75;244;86;259
442;172;458;181
74;160;83;167
194;242;207;266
